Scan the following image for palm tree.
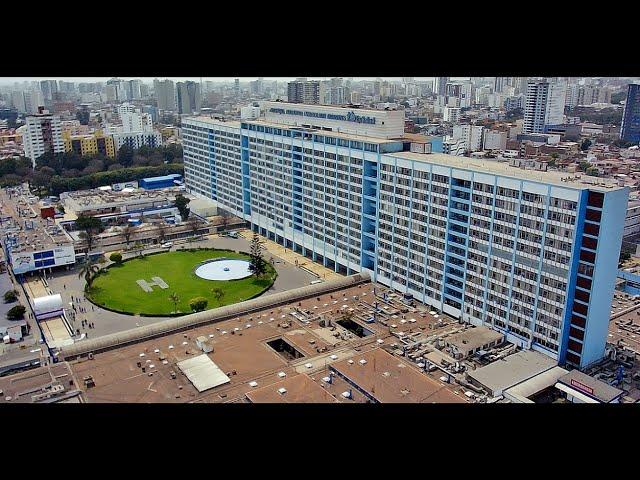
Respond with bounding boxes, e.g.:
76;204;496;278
169;292;180;314
78;258;100;289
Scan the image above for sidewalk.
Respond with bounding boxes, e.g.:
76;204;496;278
238;230;344;282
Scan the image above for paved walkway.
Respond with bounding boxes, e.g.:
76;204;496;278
237;230;344;281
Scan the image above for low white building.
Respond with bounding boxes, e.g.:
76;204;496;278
452;124;484;152
240;105;261;120
483;130;508;151
443;106;461;123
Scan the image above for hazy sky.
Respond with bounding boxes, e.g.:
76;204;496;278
0;77;468;85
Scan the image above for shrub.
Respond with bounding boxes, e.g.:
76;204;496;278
7;305;26;320
4;290;18;303
189;297;208;312
109;252;123;264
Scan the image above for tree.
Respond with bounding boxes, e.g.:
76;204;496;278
122;224;134;249
7;305;26;320
76;215;103;253
586;167;600;177
156;222;168;243
175;194;190;221
187;216;203;241
219;208;230;232
109;252;123;264
211;287;225;304
249;232;267;277
117;145;134;167
78;258;100;289
169;292;180;314
189;297;208;312
579;161;592;172
3;290;18;303
581;138;592;151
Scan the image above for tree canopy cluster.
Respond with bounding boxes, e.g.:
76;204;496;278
0;144;184;196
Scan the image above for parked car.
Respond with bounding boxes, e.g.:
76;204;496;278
161;242;173;248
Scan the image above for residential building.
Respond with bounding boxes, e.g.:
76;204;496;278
287;79;320;104
443;106;461;123
241;105;261;120
154;79;177;111
63;130;116;158
620;84;640;143
523;80;567;134
483;130;508;151
112;131;163;151
182;101;629;369
118;103;153;133
435;77;449;97
452;124;484;152
39;80;58;102
176;81;201;115
22;108;65;166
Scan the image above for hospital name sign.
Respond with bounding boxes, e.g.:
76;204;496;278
269;108;377;125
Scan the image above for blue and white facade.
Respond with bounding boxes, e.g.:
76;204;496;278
182;102;628;369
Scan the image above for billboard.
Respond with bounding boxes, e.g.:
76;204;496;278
10;245;76;275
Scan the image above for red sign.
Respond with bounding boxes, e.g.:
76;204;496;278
570;378;594;395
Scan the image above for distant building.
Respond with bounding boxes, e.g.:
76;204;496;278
118;103;153;133
63;130;116;158
443;106;461;123
452;124;484;152
287;80;320;104
112;131;162;151
435;77;449;97
620;84;640;143
523;80;566;134
23;109;65;166
176;81;201;115
240;105;261;120
483;130;508;151
154;79;177;111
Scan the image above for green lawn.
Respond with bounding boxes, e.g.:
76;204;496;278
87;249;276;316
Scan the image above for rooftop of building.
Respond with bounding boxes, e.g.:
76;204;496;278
183;116;625;192
330;348;468;403
557;369;624;403
245;374;338;403
390;152;625;191
445;326;504;353
61;186;183;213
0;186;72;254
467;350;557;396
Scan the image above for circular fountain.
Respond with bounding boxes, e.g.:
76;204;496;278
194;258;253;281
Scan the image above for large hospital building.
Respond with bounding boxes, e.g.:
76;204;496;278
182;102;628;369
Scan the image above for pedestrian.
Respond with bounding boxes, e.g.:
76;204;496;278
63;284;66;289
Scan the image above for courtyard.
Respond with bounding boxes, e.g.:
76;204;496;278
87;249;276;316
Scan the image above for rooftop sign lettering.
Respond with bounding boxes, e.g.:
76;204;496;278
268;108;376;125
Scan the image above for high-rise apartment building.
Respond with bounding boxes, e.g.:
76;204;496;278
620;84;640;143
287;80;320;104
154;79;177;111
118;103;153;133
39;80;58;102
125;80;143;100
435;77;449;97
182;102;629;369
23;108;65;166
523;80;567;134
176;81;202;115
106;78;125;102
